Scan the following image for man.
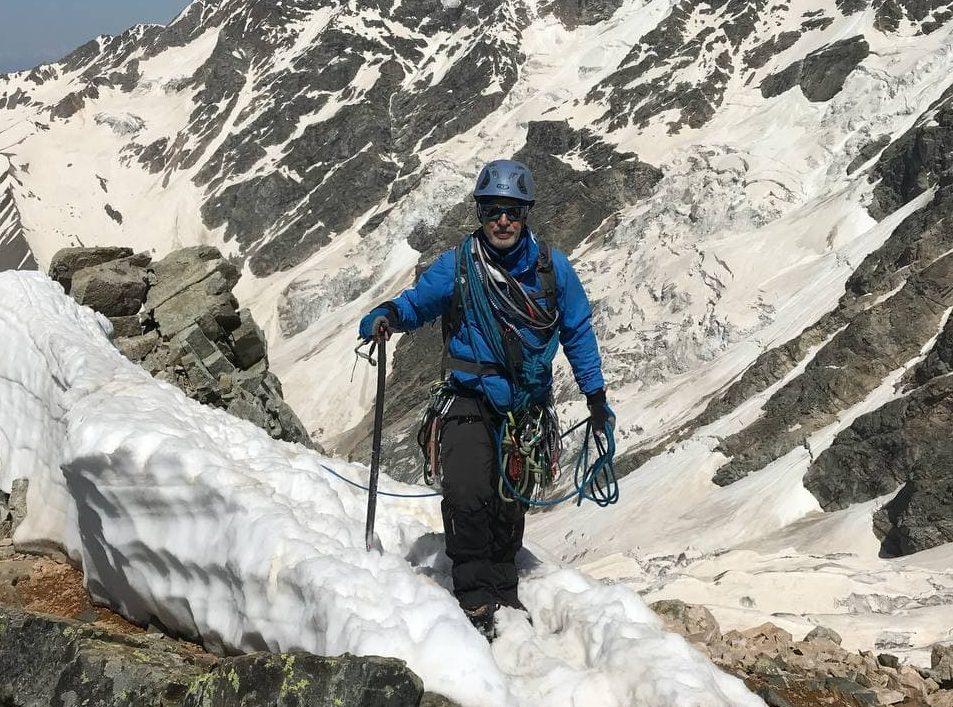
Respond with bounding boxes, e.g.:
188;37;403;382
358;159;613;637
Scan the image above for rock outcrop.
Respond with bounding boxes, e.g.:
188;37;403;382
652;600;953;707
48;246;316;450
0;606;426;706
761;36;869;102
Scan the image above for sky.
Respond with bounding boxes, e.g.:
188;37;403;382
0;0;191;74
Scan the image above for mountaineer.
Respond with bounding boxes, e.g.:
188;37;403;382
358;159;614;638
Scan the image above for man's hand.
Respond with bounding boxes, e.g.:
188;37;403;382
358;304;398;341
586;389;615;442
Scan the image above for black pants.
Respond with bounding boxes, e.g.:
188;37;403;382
439;396;526;610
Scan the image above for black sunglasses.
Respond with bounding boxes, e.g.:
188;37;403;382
477;203;530;224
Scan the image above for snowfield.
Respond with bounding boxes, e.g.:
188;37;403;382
0;270;761;706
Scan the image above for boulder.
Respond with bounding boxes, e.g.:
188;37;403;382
9;478;27;536
56;244;315;451
108;314;142;338
69;256;149;317
878;653;901;670
230;308;267;369
146;245;240;312
928;692;953;707
805;626;843;646
186;652;423;706
933;643;953;685
115;331;160;363
0;607;424;706
153;285;240;339
48;246;134;294
650;599;722;644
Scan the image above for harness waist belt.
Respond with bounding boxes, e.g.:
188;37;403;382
444;355;505;377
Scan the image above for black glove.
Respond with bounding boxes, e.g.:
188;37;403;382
358;302;399;341
586;389;615;439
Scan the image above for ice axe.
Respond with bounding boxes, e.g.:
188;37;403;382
356;325;389;552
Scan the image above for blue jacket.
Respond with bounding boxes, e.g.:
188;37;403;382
390;229;605;411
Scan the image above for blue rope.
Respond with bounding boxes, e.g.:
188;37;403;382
317;415;617;508
319;463;441;498
495;417;619;508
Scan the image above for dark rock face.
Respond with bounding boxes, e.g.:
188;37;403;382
48;246;133;294
804;375;953;512
0;607;425;707
743;30;801;71
692;79;953;552
866;83;953;222
48;246;316;451
121;0;529;278
760;36;869;102
69;255;150;317
0;167;36;272
846;134;891;175
714;251;953;486
189;652;424;706
542;0;626;28
591;0;770;134
803;373;953;556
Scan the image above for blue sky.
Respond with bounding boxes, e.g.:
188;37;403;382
0;0;191;73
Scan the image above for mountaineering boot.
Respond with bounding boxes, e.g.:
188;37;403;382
464;603;499;641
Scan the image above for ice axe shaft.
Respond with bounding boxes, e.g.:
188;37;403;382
365;334;386;551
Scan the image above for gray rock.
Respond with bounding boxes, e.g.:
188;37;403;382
805;626;843;645
108;314;142;338
202;347;236;378
9;478;27;535
153;287;240;340
878;653;901;669
650;599;722;645
115;331;160;362
761;36;869;103
47;246;133;294
145;245;240;313
70;257;149;317
932;643;953;684
0;607;424;706
226;389;272;430
185;651;423;706
230;308;267;369
182;352;218;398
170;323;220;361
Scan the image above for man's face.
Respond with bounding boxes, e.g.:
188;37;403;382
479;197;528;250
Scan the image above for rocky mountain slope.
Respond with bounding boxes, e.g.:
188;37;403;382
2;0;953;688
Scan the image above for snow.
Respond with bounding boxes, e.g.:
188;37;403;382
0;270;761;707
